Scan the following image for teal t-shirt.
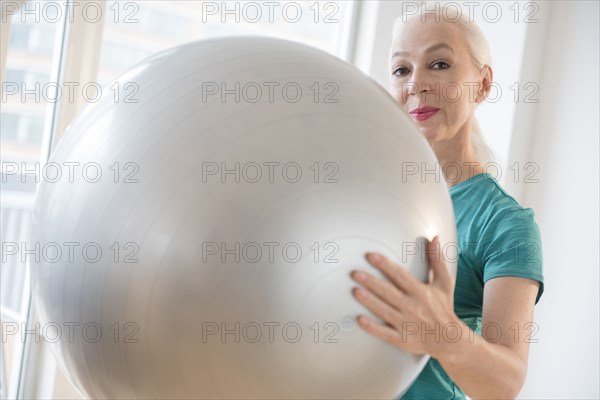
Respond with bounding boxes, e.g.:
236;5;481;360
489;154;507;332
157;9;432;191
400;172;544;399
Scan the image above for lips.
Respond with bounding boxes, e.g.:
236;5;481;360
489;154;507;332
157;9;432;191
409;106;440;121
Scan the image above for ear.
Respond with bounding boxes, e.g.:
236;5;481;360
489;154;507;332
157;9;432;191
476;65;494;104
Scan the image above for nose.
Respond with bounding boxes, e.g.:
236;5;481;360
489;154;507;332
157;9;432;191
405;67;432;96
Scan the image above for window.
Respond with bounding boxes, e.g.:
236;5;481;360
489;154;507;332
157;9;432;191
96;1;355;87
8;23;54;55
0;1;61;397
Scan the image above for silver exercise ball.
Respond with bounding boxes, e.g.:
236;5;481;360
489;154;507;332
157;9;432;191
30;37;457;399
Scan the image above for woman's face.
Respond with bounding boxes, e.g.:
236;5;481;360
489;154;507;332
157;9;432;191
389;16;488;143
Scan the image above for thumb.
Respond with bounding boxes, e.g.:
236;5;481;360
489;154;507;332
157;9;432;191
427;235;452;289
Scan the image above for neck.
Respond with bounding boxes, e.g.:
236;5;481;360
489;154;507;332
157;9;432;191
430;131;485;188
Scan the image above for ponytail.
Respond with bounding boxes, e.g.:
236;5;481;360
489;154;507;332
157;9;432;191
471;118;497;167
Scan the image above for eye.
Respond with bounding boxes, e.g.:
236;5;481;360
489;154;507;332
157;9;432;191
431;61;450;70
393;66;410;77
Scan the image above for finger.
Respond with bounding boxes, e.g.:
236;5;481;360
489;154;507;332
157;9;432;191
352;286;403;328
351;270;413;311
427;236;452;290
356;315;404;347
366;253;423;294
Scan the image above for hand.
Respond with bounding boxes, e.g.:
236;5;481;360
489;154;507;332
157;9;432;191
351;235;460;359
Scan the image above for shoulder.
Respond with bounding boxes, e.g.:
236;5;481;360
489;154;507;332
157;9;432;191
472;176;544;303
450;173;543;261
451;173;538;231
478;174;538;234
450;173;544;304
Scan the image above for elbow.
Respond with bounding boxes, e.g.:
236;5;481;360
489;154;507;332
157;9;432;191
505;383;524;400
470;383;523;400
501;363;528;399
474;385;522;400
470;362;527;399
500;363;527;399
500;349;529;399
509;374;527;399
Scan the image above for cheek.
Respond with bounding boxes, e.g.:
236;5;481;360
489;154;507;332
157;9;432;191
439;84;476;123
436;69;471;104
389;85;406;105
442;83;462;103
440;98;473;132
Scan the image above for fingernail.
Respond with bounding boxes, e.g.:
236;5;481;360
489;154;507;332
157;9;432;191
368;253;382;263
355;287;368;299
353;271;367;282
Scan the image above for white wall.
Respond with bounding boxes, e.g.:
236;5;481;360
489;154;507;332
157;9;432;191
517;1;600;398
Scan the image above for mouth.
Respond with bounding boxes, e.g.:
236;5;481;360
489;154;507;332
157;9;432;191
409;106;440;122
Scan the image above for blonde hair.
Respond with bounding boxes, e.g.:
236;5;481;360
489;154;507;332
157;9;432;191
392;1;498;166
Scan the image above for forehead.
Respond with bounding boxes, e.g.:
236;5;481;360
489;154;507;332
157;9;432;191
391;17;466;56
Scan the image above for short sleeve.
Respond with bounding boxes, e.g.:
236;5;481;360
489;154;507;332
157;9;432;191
481;207;544;305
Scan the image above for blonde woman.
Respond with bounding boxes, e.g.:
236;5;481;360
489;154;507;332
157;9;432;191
350;4;544;399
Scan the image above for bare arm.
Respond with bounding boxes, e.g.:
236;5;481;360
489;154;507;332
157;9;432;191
437;276;540;399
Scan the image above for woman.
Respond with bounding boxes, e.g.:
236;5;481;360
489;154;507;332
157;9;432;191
350;5;545;399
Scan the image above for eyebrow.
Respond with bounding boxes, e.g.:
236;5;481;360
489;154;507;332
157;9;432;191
391;43;454;59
